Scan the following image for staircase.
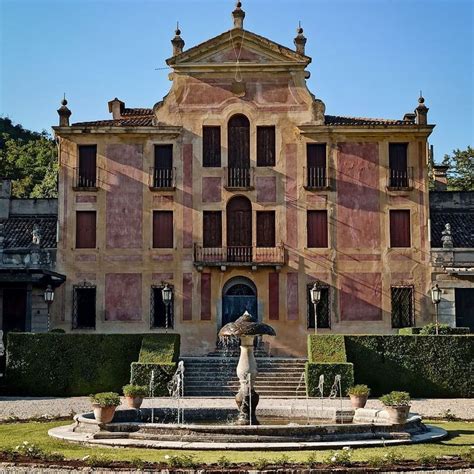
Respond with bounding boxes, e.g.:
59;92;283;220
182;357;308;397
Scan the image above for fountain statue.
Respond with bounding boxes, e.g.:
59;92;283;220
218;310;276;425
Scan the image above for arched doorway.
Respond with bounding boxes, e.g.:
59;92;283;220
228;114;250;187
226;196;252;262
221;276;257;327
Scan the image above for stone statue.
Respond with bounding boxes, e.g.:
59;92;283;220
32;224;41;246
441;223;453;248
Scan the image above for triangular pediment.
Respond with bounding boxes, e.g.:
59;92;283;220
166;29;311;68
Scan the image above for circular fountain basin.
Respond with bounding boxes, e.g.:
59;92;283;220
48;407;447;450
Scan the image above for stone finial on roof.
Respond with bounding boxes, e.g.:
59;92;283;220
232;1;245;29
415;92;429;125
441;223;454;248
57;95;71;127
171;23;185;56
294;22;307;55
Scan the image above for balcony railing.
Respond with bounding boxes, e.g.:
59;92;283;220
387;167;413;190
194;244;285;267
304;167;329;189
224;167;254;189
73;168;97;189
149;167;176;190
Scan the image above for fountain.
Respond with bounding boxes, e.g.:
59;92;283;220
218;310;276;425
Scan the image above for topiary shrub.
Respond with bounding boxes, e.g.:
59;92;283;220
130;362;176;397
398;326;470;335
308;335;346;363
138;334;180;363
305;362;354;397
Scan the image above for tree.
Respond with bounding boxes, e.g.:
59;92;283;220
442;146;474;191
0;117;57;198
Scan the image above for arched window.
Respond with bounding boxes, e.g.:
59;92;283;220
227;114;250;187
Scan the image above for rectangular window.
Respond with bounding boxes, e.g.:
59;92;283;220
151;286;174;328
307;284;330;329
391;286;414;328
78;145;97;188
306;144;326;188
203;126;221;167
390;210;410;247
72;286;96;329
257;126;276;166
307;210;328;248
203;211;222;248
76;211;96;249
389;143;409;188
256;211;276;247
153;145;173;188
153;211;173;248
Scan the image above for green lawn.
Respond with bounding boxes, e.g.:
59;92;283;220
0;420;472;466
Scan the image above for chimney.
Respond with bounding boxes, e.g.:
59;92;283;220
108;98;125;119
171;25;185;56
232;1;245;29
433;165;449;191
0;178;11;219
57;97;71;127
415;94;429;125
294;24;307;55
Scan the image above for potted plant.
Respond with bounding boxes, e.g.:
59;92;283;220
90;392;121;424
347;384;370;409
123;384;148;409
379;391;411;424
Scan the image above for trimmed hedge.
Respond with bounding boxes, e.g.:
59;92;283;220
130;362;177;397
138;334;180;363
305;362;354;397
307;334;346;363
5;333;180;396
399;326;470;335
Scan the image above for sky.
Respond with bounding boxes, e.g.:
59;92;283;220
1;0;472;162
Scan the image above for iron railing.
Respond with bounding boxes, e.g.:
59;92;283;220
304;166;329;189
224;167;254;189
150;167;175;189
194;244;285;266
391;286;414;328
388;167;413;189
73;167;97;189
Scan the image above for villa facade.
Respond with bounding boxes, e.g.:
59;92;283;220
52;3;435;356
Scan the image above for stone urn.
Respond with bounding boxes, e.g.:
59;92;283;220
125;396;143;409
349;394;368;409
385;405;411;424
92;405;116;424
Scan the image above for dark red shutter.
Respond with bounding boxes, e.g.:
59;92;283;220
307;144;326;168
78;145;97;187
203;211;222;247
154;145;173;169
257;126;276;166
307;210;328;248
153;211;173;248
76;211;96;248
228;115;250;168
268;272;279;320
203;126;221;167
256;211;275;247
200;273;211;320
389;143;408;170
390;210;410;247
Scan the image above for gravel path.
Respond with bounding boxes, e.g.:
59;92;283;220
0;396;472;421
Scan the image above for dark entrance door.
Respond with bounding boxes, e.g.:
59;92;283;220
222;279;257;327
2;288;27;333
226;196;252;262
455;288;474;332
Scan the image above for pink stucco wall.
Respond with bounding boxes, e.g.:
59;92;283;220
183;144;193;248
256;176;276;202
183;273;193;321
202;177;222;203
105;273;142;321
287;272;298;321
285;144;298;249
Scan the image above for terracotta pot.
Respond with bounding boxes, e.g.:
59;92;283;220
385;405;410;424
349;394;368;409
92;404;116;424
125;396;143;409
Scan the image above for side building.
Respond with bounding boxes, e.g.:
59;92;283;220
53;4;435;356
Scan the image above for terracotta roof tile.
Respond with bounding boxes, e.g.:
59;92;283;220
0;216;57;249
324;115;411;126
430;211;474;248
121;108;153;117
72;117;154;127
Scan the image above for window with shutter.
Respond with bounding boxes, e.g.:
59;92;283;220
389;143;409;188
203;126;221;167
257;126;275;166
153;211;174;248
203;211;222;247
78;145;97;188
306;144;327;188
76;211;96;248
390;210;411;247
256;211;275;247
153;145;173;188
307;210;328;248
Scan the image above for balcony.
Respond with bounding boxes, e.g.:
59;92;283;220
304;167;329;190
194;244;285;269
149;167;176;190
387;167;413;190
224;167;254;190
73;168;98;190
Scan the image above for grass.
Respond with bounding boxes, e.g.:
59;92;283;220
0;420;472;465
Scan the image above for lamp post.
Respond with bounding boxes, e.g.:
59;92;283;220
430;284;442;335
44;285;54;332
161;283;173;332
310;282;322;335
